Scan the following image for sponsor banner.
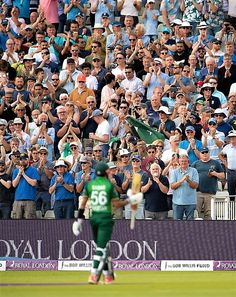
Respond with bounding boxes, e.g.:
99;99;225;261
161;261;214;271
6;260;58;271
214;261;236;271
0;261;6;271
58;261;92;271
113;261;161;270
1;221;236;260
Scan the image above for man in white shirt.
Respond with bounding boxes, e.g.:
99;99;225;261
120;64;145;96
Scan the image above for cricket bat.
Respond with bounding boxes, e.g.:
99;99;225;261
130;173;141;230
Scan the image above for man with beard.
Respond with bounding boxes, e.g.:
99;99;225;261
0;160;12;219
173;40;190;64
12;152;40;219
12;75;31;103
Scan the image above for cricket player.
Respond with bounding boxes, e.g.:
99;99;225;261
72;162;143;285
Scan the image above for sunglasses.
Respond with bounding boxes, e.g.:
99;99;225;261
93;59;100;62
182;27;190;29
81;162;88;164
39;152;47;155
91;46;97;48
16;109;25;112
121;155;129;158
70;146;78;150
87;101;95;104
215;114;224;117
57;165;66;168
203;88;212;91
183;70;190;73
78;81;85;83
163;32;170;34
129;39;136;41
116;57;124;60
156;145;164;149
14;123;22;126
201;151;209;154
132;160;140;163
67;137;73;140
85;152;93;155
125;72;132;74
160;52;168;55
208;122;216;126
94;150;102;152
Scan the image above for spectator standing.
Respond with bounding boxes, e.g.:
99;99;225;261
12;152;40;219
0;159;12;219
34;147;54;216
141;162;169;220
170;154;199;220
192;147;224;219
49;159;76;219
219;130;236;201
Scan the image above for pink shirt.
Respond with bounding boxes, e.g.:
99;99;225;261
40;0;59;24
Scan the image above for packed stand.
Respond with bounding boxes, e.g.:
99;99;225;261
0;0;236;220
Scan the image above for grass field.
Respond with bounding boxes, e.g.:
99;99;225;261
0;271;236;297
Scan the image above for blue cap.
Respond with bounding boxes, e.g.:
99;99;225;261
162;27;171;33
102;13;110;18
208;117;216;124
112;21;122;27
132;155;141;162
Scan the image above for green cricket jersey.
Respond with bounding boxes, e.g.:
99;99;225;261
83;176;118;214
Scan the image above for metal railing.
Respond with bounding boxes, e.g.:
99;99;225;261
211;191;236;220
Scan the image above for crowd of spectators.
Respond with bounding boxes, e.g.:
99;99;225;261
0;0;236;220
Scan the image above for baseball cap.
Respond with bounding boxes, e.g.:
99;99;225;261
212;38;222;44
67;58;75;64
27;76;36;82
102;13;110;18
112;21;122;27
0;119;7;126
107;161;117;169
208;117;217;124
185;126;195;132
77;74;86;82
158;106;171;114
119;148;130;156
95;162;109;176
24;25;33;30
162;27;171;34
76;12;84;18
132;155;141;161
79;155;90;163
154;57;162;64
38;146;48;153
90;109;103;118
1;19;8;26
69;141;79;147
19;152;29;160
92;55;101;61
200;147;209;153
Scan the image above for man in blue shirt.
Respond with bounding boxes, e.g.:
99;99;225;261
170;154;199;220
12;152;40;219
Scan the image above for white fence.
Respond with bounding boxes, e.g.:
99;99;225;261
211;191;236;220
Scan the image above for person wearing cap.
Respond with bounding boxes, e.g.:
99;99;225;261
141;0;159;41
213;108;232;136
153;106;176;139
179;126;203;165
170;154;199;220
69;73;95;112
49;159;76;219
12;117;31;153
72;161;142;284
219;130;236;201
143;57;169;100
12;152;40;219
100;13;113;36
89;106;111;157
192;147;224;219
159;27;176;52
11;54;35;79
33;146;54;216
201;117;225;161
0;159;12;219
206;76;227;108
59;58;82;94
122;154;149;219
116;148;131;174
75;154;96;199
